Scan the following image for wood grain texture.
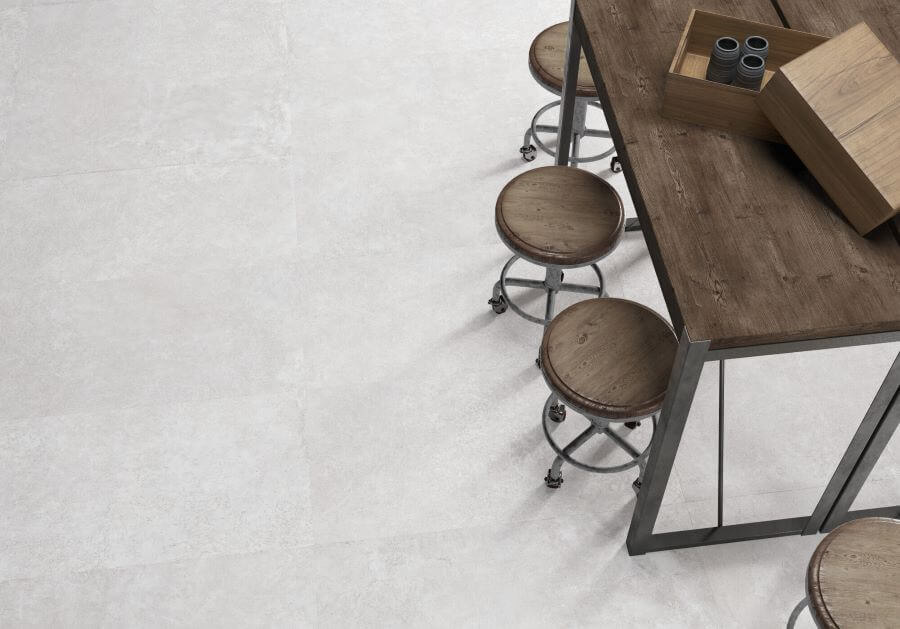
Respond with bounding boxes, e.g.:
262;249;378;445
807;517;900;628
759;23;900;235
495;165;624;266
574;0;900;349
775;0;900;241
663;10;829;142
540;298;678;419
529;22;597;98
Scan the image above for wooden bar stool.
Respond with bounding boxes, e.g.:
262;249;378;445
488;166;624;351
521;22;620;172
787;517;900;628
538;298;678;489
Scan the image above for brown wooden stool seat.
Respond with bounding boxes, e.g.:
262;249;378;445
805;517;900;628
495;166;623;266
540;298;678;420
529;22;598;98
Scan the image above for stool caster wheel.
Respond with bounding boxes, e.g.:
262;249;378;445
545;470;564;489
624;421;641;430
488;295;507;314
535;356;542;369
632;478;642;495
611;156;622;173
520;144;537;162
549;404;566;423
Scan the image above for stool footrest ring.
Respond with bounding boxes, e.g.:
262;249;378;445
541;395;657;475
528;100;615;164
495;255;605;326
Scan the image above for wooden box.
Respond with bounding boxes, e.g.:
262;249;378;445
758;23;900;235
662;10;828;142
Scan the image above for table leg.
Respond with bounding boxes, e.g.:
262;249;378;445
626;329;710;555
556;2;581;167
819;350;900;531
803;350;900;534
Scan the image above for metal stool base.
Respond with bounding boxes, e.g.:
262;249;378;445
541;394;657;491
489;255;605;327
521;99;616;167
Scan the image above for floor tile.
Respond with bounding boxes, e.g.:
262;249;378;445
0;159;297;286
311;506;721;628
1;0;290;180
290;40;620;260
0;4;28;109
286;0;566;59
694;532;821;629
297;243;624;389
0;393;312;582
0;261;302;420
304;362;683;545
0;547;317;627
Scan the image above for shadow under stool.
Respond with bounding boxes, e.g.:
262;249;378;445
787;517;900;628
488;165;624;364
521;22;620;173
537;297;678;491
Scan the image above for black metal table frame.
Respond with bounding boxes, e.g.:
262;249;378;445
555;3;900;555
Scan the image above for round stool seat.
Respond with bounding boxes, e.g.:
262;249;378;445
808;517;900;628
529;22;598;98
495;166;623;266
540;298;678;419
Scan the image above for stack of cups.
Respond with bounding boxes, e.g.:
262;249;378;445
705;36;741;83
706;35;769;91
734;36;769;90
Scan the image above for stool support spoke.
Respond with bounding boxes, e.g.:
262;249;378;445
503;277;548;290
602;426;642;459
558;282;603;295
564;426;599;456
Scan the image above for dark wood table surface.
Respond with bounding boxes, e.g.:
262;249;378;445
557;0;900;554
574;0;900;351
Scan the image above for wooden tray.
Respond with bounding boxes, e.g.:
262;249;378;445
759;23;900;235
662;10;828;142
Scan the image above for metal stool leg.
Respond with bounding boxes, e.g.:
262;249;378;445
543;267;561;325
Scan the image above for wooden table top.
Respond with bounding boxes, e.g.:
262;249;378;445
575;0;900;350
